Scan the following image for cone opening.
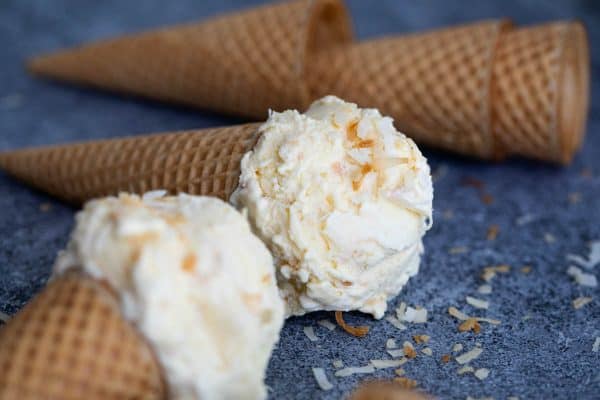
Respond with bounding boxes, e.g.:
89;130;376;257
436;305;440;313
556;21;590;164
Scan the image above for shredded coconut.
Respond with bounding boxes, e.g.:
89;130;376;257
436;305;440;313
466;296;489;309
593;337;600;353
516;213;535;226
449;307;500;325
402;306;428;323
457;365;474;375
370;359;408;369
403;341;417;359
333;360;344;369
303;326;318;342
544;233;556;243
312;368;333;391
567;240;600;269
386;338;397;349
387;349;406;358
453;343;463;353
573;296;593;309
396;302;407;319
318;319;336;331
335;365;375;377
474;368;490;380
421;347;433;356
477;284;492;294
455;347;483;364
567;266;598;287
395;368;405;376
385;316;407;331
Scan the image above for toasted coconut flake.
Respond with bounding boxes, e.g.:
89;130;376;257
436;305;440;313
395;368;405;376
335;311;369;337
474;368;490;380
312;368;333;391
567;266;598;287
452;343;463;353
333;360;344;369
461;177;484;189
486;225;499;240
568;192;581;204
544;233;556;243
477;284;492;294
457;365;474;375
402;307;428;323
458;318;481;334
318;319;336;331
481;265;511;282
403;342;417;359
421;348;433;356
335;365;375;377
0;311;10;323
386;316;407;331
520;266;532;274
573;296;593;309
412;335;430;344
393;377;418;390
456;347;483;364
449;246;468;254
593;337;600;353
441;354;451;363
303;326;318;342
481;193;494;205
371;359;408;369
387;349;406;358
448;307;469;321
386;338;398;349
466;296;489;310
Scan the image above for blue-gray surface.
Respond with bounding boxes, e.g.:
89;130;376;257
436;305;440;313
1;1;599;399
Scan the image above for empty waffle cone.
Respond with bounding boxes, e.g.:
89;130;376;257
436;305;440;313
27;0;352;118
308;20;589;163
0;123;261;205
0;271;165;399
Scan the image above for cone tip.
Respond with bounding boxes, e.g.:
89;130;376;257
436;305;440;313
556;20;589;164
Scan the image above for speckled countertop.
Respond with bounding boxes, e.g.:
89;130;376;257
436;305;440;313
0;1;599;399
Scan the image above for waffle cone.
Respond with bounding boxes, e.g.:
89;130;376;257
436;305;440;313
0;272;165;399
27;0;352;118
308;20;589;163
0;123;261;205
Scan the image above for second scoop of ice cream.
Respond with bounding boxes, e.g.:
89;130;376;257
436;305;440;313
54;192;284;400
231;96;433;319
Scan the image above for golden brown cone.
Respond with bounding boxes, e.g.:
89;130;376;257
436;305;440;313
349;380;430;400
0;123;260;205
309;20;589;163
0;272;165;399
28;0;352;118
490;21;589;164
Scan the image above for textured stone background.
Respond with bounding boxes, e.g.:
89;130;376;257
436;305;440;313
0;1;599;399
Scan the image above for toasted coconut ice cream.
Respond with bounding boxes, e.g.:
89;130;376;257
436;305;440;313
231;96;433;319
54;192;284;400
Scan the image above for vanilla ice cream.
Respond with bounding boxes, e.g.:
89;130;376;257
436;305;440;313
54;192;284;400
231;96;433;319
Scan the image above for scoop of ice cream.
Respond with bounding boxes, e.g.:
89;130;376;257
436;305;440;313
231;96;433;319
54;192;284;400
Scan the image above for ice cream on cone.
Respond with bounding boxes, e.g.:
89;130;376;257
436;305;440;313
0;271;166;400
0;96;433;319
0;193;285;400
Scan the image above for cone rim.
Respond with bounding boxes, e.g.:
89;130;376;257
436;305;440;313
556;20;590;164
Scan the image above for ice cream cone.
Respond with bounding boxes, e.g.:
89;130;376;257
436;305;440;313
0;271;165;399
0;123;261;205
309;20;589;163
28;0;352;118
